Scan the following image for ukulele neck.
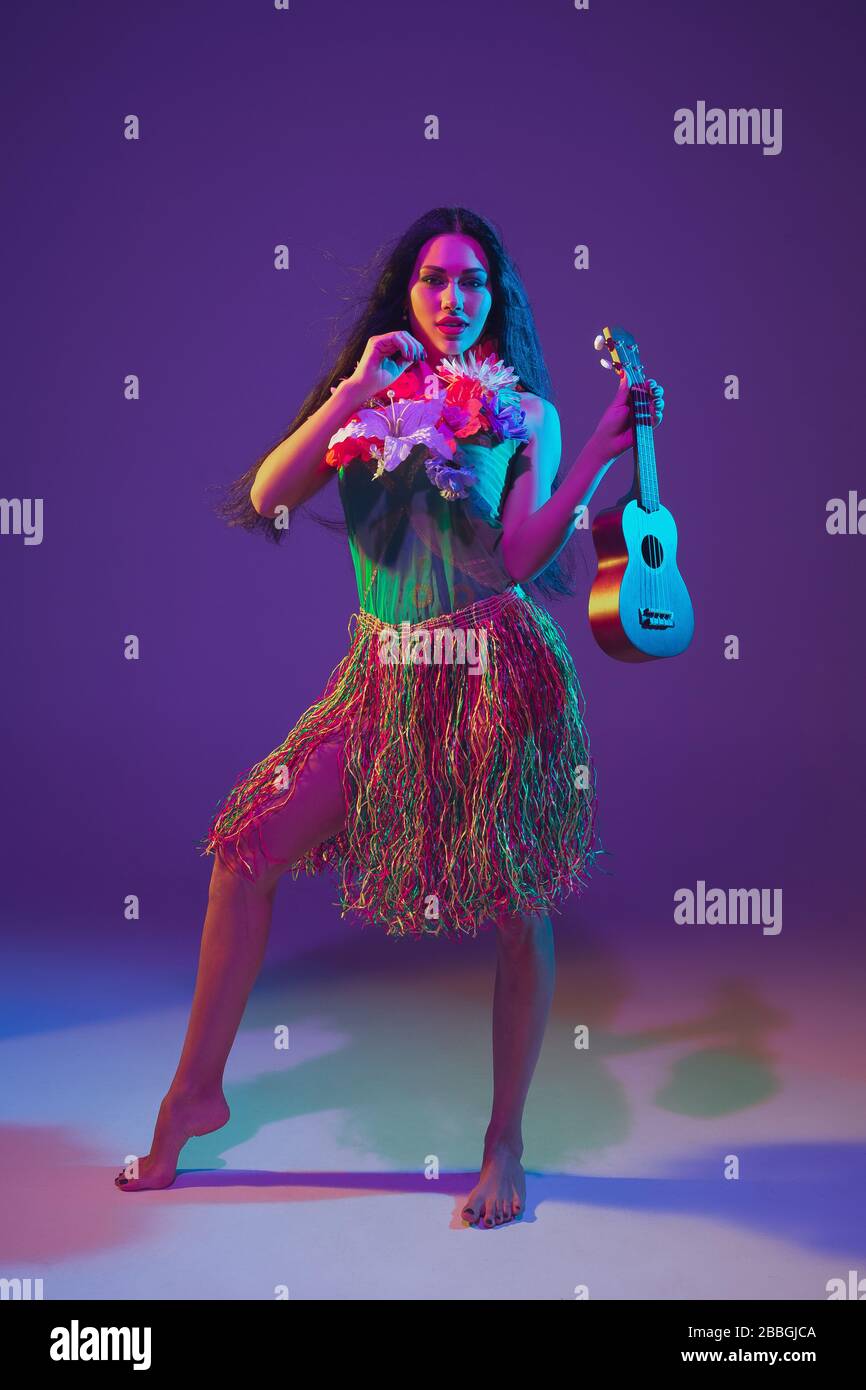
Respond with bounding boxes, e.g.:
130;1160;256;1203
632;380;660;513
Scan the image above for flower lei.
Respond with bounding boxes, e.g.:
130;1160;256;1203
324;340;530;501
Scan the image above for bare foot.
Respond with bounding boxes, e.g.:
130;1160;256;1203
114;1088;230;1191
462;1138;525;1227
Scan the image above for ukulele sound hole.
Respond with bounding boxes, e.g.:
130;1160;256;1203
641;534;663;569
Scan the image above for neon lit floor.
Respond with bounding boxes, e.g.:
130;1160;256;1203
2;881;864;1301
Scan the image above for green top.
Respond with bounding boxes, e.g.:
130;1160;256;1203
337;432;527;624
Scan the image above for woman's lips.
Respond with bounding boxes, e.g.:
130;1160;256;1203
438;322;468;335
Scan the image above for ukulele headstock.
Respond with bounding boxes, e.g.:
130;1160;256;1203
594;325;646;389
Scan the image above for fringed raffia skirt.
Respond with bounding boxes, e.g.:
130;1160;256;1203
197;585;603;940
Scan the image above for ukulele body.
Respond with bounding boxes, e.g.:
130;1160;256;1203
589;495;694;662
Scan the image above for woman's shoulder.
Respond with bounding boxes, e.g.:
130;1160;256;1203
514;389;558;440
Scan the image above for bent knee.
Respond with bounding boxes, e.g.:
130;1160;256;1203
204;731;348;899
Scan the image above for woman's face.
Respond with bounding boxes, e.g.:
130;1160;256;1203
405;233;493;361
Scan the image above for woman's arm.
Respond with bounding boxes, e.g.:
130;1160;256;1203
500;396;614;585
250;376;371;517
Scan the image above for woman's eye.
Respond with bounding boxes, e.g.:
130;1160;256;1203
422;276;484;288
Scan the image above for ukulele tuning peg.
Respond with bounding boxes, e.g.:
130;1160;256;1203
599;357;613;370
593;334;606;351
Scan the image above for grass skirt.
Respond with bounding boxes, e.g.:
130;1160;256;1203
197;586;604;940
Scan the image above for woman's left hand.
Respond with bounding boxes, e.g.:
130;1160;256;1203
591;371;665;463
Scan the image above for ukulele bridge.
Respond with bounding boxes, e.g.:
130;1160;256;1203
639;607;674;630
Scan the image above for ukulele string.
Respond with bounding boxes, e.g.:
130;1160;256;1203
632;370;645;618
632;369;657;621
629;364;652;621
623;358;647;619
637;377;653;619
636;374;665;619
630;368;646;620
643;376;661;618
648;376;669;618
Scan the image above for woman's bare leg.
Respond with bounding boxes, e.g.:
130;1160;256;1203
115;735;348;1191
462;910;555;1227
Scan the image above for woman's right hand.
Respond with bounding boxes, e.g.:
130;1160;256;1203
347;331;428;399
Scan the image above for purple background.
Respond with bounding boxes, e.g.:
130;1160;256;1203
2;0;864;1030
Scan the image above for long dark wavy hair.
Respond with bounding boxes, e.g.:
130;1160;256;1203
209;206;580;601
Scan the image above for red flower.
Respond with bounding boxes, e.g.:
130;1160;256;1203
441;377;490;438
366;360;430;407
324;432;378;469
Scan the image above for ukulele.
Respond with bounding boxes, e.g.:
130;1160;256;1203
588;325;694;662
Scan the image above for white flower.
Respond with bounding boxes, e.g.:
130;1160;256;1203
435;349;521;393
329;396;453;482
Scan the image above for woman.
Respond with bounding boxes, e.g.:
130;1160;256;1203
115;207;664;1227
